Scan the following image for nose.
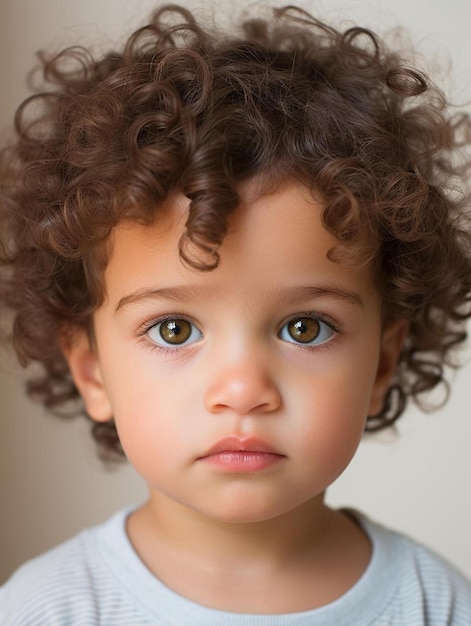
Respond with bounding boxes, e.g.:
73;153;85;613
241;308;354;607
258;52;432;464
204;358;282;416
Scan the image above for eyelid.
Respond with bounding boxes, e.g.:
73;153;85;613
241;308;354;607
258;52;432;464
137;313;198;334
279;311;341;333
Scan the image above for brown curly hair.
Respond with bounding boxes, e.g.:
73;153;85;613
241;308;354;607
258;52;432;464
1;4;470;458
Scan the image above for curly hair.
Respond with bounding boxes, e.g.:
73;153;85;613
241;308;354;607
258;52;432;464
1;4;470;458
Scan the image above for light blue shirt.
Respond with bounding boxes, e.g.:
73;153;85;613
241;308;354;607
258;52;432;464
1;508;471;625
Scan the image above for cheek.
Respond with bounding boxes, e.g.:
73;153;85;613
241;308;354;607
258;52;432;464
106;365;209;488
98;350;184;463
293;354;378;477
299;396;366;481
113;383;178;438
113;398;183;484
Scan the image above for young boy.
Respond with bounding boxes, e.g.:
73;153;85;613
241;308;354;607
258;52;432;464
1;3;471;624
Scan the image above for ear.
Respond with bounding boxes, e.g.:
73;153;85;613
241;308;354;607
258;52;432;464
62;329;113;423
368;319;408;416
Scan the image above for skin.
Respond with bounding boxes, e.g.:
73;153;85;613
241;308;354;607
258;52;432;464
65;179;406;613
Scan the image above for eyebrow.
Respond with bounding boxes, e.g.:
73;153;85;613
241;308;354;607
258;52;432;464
114;284;364;313
115;286;210;313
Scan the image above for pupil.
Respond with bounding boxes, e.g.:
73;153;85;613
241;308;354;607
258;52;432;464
288;318;320;343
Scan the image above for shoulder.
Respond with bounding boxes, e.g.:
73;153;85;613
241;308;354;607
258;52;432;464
0;526;99;624
398;530;471;619
358;512;471;625
0;508;150;626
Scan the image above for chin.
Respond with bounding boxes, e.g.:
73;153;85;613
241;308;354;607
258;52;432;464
194;493;310;525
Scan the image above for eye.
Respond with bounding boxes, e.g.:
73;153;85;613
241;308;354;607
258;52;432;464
279;316;335;346
146;318;202;348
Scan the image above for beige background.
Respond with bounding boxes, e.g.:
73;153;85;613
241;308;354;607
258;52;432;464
1;0;471;584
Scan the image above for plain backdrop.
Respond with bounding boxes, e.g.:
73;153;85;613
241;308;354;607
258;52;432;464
1;0;470;584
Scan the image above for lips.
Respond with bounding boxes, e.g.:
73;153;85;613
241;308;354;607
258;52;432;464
202;436;279;457
198;437;285;472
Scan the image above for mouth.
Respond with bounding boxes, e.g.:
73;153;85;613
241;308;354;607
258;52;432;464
198;436;285;473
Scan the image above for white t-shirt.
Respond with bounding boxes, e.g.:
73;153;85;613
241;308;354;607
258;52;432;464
1;508;471;625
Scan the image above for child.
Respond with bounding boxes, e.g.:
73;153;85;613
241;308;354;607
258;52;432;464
1;3;471;624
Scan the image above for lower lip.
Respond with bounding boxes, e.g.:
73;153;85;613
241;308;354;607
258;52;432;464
201;451;283;473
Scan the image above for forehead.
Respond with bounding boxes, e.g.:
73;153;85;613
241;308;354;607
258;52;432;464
103;179;378;306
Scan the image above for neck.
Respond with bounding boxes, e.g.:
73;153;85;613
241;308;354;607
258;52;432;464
126;491;371;613
145;490;329;564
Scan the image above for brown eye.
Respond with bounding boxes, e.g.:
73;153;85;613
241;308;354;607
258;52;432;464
159;319;192;344
146;318;202;348
287;318;320;343
280;316;335;346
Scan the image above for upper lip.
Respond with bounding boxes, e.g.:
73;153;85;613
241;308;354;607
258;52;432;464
199;436;281;458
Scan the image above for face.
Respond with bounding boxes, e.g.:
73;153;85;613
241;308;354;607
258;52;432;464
67;180;404;524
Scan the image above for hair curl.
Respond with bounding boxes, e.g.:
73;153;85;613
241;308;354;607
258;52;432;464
1;4;470;458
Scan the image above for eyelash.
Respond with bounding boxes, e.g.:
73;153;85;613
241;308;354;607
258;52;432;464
137;311;341;354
